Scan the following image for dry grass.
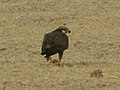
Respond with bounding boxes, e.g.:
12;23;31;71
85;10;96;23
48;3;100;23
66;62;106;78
0;0;120;90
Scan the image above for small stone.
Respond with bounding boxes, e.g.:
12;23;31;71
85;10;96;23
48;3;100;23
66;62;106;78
91;69;103;78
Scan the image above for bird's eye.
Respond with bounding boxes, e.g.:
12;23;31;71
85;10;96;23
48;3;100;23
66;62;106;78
68;31;71;33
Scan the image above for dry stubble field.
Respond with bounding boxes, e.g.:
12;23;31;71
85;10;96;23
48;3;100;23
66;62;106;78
0;0;120;90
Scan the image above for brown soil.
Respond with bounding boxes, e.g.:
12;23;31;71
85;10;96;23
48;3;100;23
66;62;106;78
0;0;120;90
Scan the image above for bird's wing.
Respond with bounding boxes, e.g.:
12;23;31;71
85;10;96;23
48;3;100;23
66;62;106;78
41;32;69;53
41;33;53;52
53;32;69;50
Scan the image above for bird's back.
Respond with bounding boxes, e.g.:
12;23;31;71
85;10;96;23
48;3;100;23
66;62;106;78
41;31;69;57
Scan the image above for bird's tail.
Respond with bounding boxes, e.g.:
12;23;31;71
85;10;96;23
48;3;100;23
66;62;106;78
41;52;46;55
41;52;45;55
43;47;61;58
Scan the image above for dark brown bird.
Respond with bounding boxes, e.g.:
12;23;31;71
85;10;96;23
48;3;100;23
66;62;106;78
41;26;71;64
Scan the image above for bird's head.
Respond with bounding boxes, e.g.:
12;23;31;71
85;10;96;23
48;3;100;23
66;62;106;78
55;26;71;33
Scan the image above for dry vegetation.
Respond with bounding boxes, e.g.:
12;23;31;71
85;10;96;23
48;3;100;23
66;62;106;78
0;0;120;90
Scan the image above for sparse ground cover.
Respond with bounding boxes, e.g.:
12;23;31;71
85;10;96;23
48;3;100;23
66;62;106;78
0;0;120;90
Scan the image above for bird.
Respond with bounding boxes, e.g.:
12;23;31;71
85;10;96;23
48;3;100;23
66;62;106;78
41;26;71;64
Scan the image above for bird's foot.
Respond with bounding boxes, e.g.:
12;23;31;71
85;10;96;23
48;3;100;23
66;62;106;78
49;59;61;66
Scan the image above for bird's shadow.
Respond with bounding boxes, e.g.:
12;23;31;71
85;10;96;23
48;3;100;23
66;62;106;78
60;61;93;67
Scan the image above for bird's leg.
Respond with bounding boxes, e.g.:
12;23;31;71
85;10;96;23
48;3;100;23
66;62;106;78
46;56;52;62
58;51;63;63
46;56;49;62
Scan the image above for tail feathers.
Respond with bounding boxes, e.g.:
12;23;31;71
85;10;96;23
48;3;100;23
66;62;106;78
41;52;46;55
42;47;60;58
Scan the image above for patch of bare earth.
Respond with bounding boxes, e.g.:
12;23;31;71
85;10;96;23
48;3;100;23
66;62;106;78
0;0;120;90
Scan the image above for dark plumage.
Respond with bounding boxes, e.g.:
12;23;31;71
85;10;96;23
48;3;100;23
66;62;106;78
41;26;71;63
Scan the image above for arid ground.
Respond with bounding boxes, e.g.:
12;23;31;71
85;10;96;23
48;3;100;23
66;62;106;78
0;0;120;90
